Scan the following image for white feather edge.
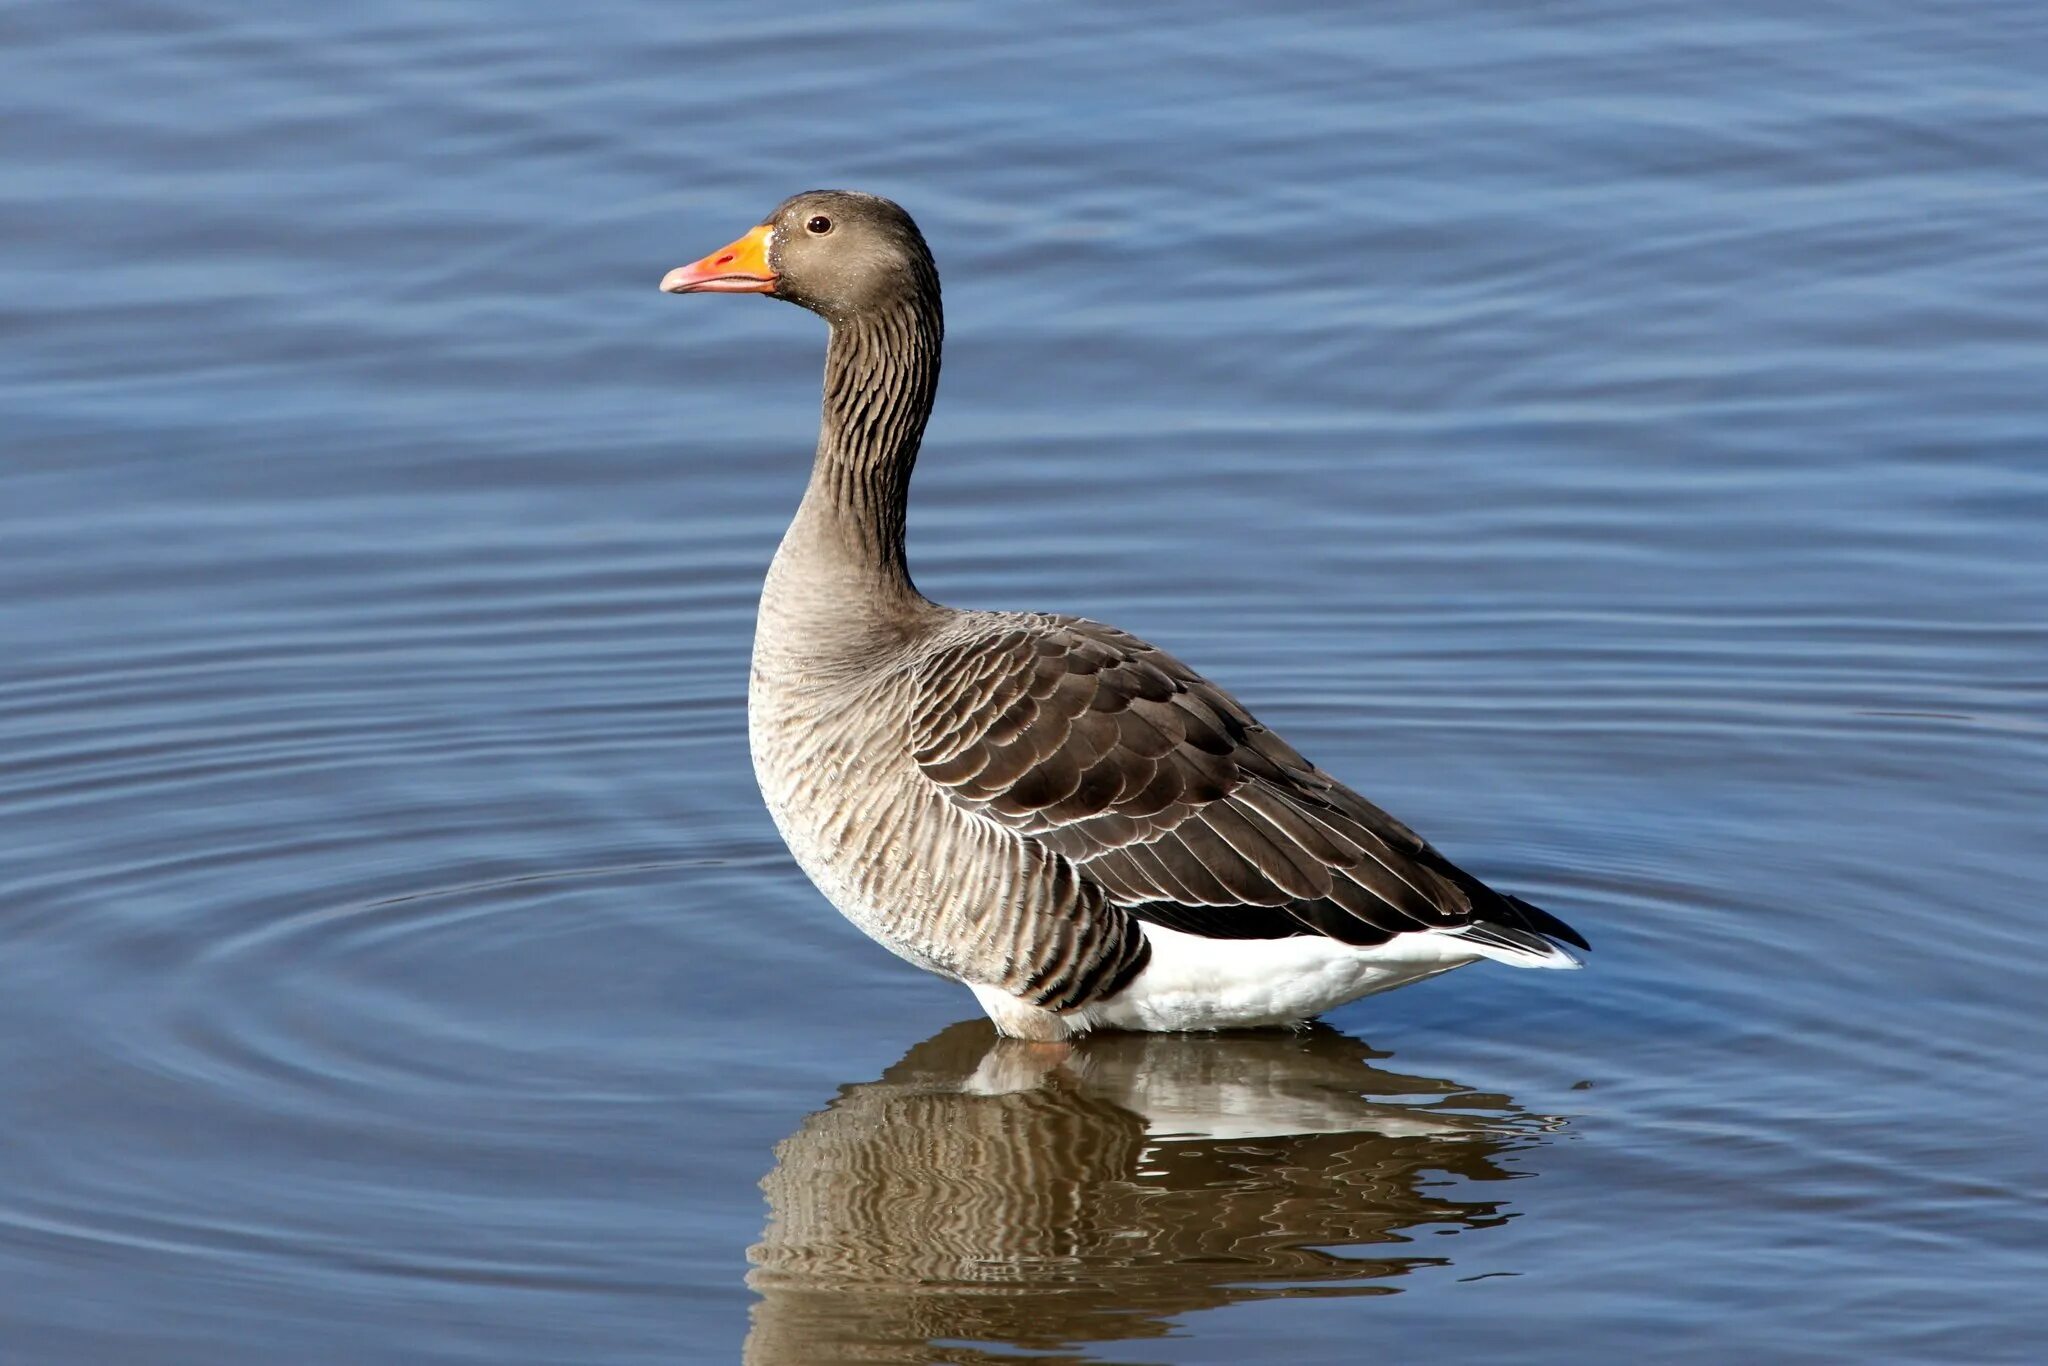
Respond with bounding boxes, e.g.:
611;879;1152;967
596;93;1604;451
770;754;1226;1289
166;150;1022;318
1435;924;1584;970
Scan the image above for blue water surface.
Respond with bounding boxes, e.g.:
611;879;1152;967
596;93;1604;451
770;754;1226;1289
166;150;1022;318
4;2;2045;1362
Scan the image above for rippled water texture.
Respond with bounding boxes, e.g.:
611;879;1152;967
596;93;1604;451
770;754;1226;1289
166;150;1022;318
6;2;2047;1362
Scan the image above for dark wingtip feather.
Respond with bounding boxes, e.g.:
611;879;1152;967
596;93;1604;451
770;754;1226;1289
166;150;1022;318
1503;894;1591;952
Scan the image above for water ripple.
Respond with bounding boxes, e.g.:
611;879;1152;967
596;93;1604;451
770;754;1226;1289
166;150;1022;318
4;0;2046;1361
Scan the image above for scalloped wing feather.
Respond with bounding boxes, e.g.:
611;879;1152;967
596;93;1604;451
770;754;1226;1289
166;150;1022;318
908;614;1588;956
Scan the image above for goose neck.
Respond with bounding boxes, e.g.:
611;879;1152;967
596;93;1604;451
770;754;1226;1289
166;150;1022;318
791;297;942;601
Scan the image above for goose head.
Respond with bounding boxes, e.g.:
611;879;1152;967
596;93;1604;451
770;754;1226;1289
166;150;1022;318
660;190;937;324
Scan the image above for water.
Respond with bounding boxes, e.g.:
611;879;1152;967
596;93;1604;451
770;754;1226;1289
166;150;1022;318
5;2;2045;1361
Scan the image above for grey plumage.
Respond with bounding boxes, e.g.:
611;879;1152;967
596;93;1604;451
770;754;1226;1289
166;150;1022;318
909;613;1589;959
667;190;1587;1036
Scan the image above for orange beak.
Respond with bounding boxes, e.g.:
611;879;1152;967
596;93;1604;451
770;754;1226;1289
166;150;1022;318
660;223;777;294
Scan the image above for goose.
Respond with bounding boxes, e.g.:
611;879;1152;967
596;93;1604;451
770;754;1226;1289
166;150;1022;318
660;190;1587;1040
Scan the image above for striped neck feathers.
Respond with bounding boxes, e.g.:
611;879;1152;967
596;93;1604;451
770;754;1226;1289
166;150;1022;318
795;291;943;601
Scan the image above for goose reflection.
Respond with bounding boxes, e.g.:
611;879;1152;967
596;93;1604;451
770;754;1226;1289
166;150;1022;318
745;1022;1559;1364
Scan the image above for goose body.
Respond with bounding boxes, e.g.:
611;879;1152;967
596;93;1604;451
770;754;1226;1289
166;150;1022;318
665;191;1586;1040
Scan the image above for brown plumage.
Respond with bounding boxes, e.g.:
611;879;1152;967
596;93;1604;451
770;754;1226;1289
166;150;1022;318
662;190;1587;1038
910;613;1588;953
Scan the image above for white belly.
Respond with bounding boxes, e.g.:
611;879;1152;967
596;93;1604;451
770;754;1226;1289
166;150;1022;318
1070;924;1481;1032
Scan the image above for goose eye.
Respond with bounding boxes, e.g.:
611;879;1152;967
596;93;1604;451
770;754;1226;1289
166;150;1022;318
805;214;833;235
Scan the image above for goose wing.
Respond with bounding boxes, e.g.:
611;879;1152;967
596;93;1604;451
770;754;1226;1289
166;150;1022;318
908;615;1587;955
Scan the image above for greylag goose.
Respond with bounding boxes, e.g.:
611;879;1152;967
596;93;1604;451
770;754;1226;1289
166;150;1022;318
661;191;1587;1040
